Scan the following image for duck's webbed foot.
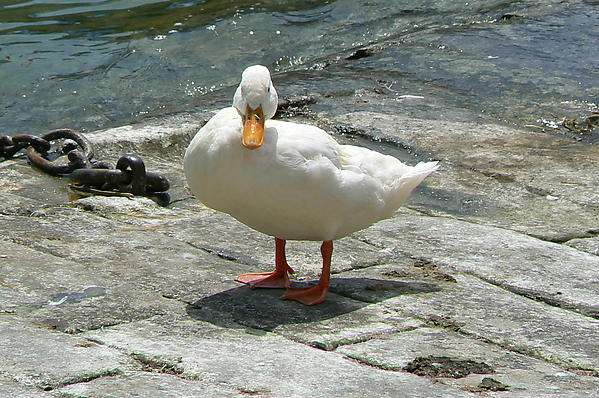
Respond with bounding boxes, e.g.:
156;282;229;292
235;237;294;289
235;270;291;289
281;284;329;306
281;240;333;306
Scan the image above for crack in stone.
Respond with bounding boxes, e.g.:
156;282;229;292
330;260;390;275
352;236;386;250
344;353;403;372
466;271;599;319
236;386;272;396
284;332;381;352
36;312;164;335
196;245;240;263
530;231;598;244
86;337;207;381
182;240;259;267
5;235;72;261
423;315;465;332
39;368;122;391
307;325;425;352
562;230;599;246
165;196;195;205
130;352;184;376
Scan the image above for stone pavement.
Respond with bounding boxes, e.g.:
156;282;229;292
1;90;598;397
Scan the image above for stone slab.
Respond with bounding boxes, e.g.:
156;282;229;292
337;327;599;397
0;211;251;333
355;215;599;316
55;371;240;398
0;375;52;397
0;317;131;391
83;317;474;397
376;272;599;372
567;235;599;257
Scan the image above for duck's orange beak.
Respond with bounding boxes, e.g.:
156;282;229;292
242;105;265;149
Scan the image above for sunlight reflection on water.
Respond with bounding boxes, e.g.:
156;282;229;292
0;0;597;135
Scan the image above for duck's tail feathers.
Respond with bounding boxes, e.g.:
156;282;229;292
384;161;439;214
403;160;440;180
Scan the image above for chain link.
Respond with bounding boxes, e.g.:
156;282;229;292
1;129;170;205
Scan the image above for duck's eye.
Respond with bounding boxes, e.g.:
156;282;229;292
267;86;271;93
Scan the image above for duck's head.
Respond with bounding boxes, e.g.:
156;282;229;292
233;65;278;150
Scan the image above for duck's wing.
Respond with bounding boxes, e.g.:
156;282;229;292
336;142;439;219
268;119;424;182
267;120;342;169
338;144;412;183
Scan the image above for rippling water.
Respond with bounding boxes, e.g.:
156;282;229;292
1;0;597;135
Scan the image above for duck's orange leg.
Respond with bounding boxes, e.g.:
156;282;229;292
282;240;332;306
235;238;294;288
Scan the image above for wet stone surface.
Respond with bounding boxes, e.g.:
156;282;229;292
0;88;598;396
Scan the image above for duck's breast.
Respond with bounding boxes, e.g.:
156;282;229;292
222;121;389;240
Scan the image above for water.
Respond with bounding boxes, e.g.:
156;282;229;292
1;0;597;136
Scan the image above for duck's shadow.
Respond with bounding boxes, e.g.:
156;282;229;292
186;277;440;332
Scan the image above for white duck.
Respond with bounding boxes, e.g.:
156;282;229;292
184;65;438;305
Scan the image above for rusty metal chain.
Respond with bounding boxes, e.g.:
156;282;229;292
0;129;170;205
